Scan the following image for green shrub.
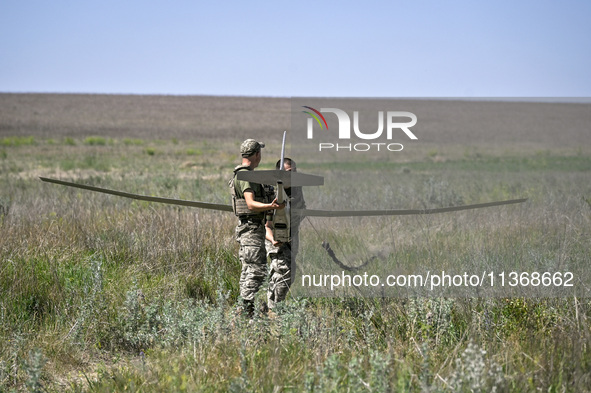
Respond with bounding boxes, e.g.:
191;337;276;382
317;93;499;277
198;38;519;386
123;138;144;146
84;136;107;146
1;136;35;147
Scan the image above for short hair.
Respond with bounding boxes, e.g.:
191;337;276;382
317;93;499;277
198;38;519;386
276;157;295;170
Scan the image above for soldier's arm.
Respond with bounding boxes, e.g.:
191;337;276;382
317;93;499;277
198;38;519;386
265;221;281;246
244;189;285;212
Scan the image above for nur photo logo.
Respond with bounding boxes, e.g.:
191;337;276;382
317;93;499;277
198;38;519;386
301;106;418;152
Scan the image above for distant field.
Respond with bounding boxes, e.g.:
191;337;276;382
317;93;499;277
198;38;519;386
1;94;590;391
2;94;589;147
0;93;290;142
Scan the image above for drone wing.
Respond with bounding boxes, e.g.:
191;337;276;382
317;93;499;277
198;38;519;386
235;169;526;216
39;177;233;212
300;198;527;217
39;177;526;216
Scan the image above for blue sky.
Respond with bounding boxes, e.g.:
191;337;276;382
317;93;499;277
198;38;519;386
1;0;590;97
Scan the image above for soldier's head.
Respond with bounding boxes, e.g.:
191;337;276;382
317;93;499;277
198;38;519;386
276;157;296;172
241;139;264;167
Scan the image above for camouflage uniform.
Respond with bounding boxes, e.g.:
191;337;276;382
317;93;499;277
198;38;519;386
233;167;269;305
230;139;271;314
266;185;306;309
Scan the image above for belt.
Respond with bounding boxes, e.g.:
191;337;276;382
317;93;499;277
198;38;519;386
239;217;263;224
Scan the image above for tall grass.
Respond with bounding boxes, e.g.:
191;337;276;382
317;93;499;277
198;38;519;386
1;95;590;391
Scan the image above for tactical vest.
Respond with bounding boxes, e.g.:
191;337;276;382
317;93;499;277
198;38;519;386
229;165;270;217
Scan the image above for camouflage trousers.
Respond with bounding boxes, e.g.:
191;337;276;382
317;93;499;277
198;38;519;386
235;219;267;302
266;240;292;310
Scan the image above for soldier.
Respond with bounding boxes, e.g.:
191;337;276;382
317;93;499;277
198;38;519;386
265;158;306;311
229;139;285;317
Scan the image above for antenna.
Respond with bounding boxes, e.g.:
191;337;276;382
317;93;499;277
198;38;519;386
280;130;286;171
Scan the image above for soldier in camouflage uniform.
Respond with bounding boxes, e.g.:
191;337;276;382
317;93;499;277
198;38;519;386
229;139;285;317
265;158;306;310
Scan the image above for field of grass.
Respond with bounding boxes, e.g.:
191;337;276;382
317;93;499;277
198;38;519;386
1;94;590;391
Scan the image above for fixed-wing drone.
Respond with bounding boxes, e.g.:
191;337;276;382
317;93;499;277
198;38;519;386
40;131;527;245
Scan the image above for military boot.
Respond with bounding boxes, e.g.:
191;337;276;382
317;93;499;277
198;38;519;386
243;300;255;318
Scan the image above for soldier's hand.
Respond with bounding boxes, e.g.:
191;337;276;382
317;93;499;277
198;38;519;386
269;198;286;210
